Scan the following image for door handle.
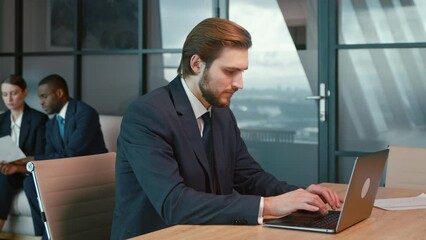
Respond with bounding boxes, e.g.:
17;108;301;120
306;83;327;122
306;96;324;100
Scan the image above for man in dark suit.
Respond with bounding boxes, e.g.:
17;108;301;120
35;74;108;159
24;74;108;239
111;18;342;239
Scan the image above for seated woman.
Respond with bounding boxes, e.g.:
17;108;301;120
0;75;48;232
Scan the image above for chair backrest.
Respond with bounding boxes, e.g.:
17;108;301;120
27;152;116;240
99;115;122;152
385;145;426;191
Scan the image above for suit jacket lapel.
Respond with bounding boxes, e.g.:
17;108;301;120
168;77;215;186
19;105;31;148
0;111;11;136
0;109;30;149
63;99;76;145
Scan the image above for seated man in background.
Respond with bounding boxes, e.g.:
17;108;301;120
36;74;108;159
111;18;342;239
24;74;108;240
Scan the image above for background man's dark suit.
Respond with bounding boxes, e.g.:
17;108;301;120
0;104;48;221
25;98;108;237
39;98;108;159
111;77;298;239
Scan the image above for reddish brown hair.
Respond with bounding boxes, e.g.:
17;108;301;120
177;18;252;78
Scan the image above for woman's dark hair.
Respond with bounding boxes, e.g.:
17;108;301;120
1;75;27;91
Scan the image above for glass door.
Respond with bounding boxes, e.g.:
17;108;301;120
335;0;426;183
228;0;322;187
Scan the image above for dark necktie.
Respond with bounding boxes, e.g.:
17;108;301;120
57;115;65;140
201;112;219;194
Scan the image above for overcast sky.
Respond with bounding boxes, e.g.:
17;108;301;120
159;0;312;90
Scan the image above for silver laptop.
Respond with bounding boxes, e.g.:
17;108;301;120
263;149;389;233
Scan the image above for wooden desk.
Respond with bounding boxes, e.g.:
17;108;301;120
131;183;426;240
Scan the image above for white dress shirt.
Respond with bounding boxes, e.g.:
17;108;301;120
10;113;23;146
58;101;69;120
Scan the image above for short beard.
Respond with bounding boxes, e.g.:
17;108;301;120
199;68;230;108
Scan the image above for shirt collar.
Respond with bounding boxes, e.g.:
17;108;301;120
58;101;69;119
10;112;23;128
180;77;211;118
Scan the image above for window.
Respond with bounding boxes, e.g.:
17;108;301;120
228;0;320;186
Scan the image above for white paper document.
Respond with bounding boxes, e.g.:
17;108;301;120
374;193;426;211
0;136;26;163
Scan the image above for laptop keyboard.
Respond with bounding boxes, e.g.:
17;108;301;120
306;211;340;229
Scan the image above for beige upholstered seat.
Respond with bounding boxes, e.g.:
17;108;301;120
385;145;426;192
26;152;116;240
99;115;122;152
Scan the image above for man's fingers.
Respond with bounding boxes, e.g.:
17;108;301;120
306;184;343;210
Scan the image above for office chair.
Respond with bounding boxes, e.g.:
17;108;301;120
26;152;116;240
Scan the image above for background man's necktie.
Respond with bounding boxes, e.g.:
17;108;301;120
57;115;65;140
201;112;220;194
